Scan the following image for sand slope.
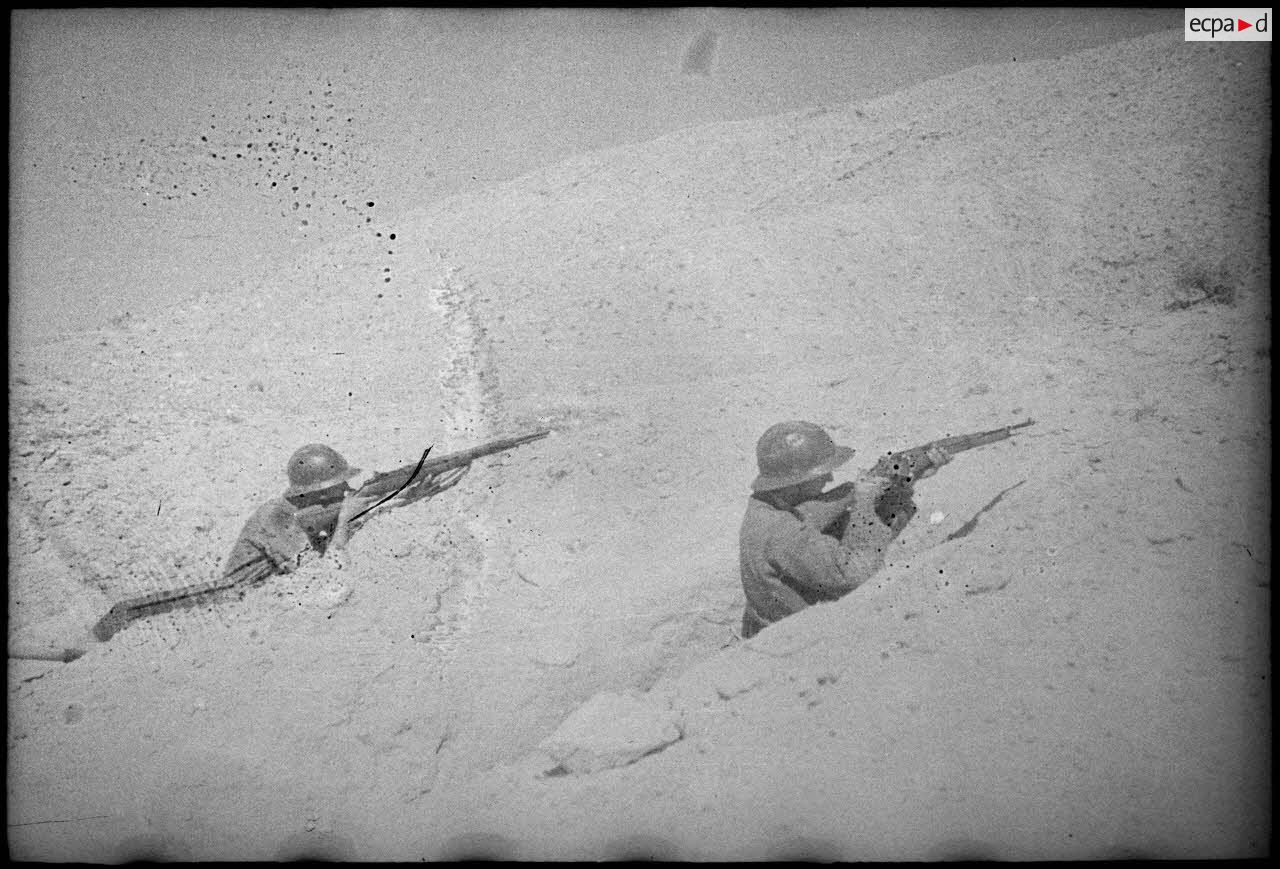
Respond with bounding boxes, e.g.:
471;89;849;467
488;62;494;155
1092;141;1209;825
8;30;1269;860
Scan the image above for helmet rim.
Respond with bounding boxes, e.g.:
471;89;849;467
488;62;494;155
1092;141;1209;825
751;421;855;493
284;466;362;497
750;444;854;492
283;444;362;496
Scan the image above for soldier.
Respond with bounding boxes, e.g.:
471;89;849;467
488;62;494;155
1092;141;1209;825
738;421;949;638
84;434;551;647
221;443;467;586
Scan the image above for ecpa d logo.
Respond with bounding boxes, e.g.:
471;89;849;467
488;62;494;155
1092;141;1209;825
1185;8;1272;40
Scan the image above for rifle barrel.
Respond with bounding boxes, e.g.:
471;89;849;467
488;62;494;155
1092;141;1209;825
361;429;551;498
935;417;1035;452
872;418;1034;480
418;429;552;474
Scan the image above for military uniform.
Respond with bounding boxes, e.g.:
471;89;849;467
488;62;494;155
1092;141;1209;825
217;442;471;588
220;443;363;586
738;420;921;639
220;496;344;585
739;489;898;638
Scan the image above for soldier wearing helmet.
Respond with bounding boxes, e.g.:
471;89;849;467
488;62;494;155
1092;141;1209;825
738;421;949;638
221;443;466;586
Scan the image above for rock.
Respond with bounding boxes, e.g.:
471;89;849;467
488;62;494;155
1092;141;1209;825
538;691;682;774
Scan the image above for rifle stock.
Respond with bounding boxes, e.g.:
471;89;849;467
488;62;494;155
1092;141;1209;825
91;574;248;642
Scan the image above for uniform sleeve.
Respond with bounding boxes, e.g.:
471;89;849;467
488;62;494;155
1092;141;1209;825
220;543;279;586
839;500;898;580
768;518;869;599
221;501;311;582
770;496;902;599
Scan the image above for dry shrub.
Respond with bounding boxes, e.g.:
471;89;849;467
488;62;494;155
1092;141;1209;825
1167;261;1238;310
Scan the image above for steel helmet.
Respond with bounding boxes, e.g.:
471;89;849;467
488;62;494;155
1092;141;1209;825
284;444;362;496
751;421;854;492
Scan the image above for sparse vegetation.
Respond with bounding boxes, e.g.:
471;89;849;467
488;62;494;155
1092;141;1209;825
1166;261;1238;311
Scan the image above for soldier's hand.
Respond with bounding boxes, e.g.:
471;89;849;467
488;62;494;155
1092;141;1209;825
332;489;378;549
815;481;856;502
917;445;952;480
382;464;472;509
796;484;859;530
336;489;370;525
854;472;896;502
428;465;470;495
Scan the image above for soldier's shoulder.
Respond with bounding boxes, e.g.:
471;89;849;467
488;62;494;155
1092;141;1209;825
740;496;796;538
241;496;299;532
245;495;289;517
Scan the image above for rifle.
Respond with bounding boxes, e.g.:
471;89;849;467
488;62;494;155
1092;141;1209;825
352;429;551;507
87;429;553;645
92;574;248;642
870;418;1035;483
806;419;1034;534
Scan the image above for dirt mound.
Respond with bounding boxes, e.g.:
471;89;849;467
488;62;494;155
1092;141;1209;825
9;29;1269;860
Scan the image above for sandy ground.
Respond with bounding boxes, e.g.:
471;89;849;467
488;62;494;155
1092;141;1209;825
8;20;1270;862
11;7;1178;343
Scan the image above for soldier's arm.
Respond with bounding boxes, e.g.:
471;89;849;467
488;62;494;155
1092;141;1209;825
768;520;866;600
331;492;357;551
837;468;902;571
331;490;381;550
793;482;859;533
913;444;953;481
838;506;896;581
222;501;311;579
772;470;904;598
